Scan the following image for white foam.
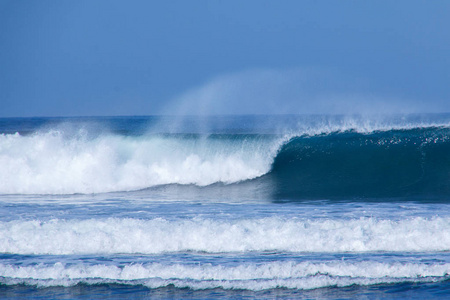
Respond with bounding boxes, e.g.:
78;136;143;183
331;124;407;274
2;216;450;255
0;131;281;194
0;260;447;290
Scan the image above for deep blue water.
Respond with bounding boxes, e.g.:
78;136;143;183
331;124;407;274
2;114;450;299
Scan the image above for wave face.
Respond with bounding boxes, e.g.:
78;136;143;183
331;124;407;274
270;127;450;199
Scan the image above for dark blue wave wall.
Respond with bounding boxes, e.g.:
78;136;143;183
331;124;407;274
269;128;450;199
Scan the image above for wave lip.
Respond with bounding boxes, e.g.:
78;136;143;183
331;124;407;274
2;216;450;255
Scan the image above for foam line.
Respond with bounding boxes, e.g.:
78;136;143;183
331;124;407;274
2;216;450;254
0;260;448;290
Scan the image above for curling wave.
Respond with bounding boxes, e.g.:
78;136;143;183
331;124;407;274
1;120;450;198
269;126;450;198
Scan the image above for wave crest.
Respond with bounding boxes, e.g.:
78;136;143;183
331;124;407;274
0;131;281;194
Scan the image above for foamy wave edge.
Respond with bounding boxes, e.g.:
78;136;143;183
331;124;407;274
2;216;450;254
0;261;447;290
0;132;283;194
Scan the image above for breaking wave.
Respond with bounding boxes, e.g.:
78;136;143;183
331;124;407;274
1;117;450;198
0;131;281;194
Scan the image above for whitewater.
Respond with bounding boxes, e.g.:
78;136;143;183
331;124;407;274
2;114;450;299
0;131;280;194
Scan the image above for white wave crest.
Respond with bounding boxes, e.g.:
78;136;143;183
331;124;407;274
2;216;450;255
0;260;447;290
0;131;281;194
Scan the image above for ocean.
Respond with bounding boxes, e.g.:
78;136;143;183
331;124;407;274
1;114;450;299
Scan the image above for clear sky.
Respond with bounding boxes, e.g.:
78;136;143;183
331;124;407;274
1;0;449;117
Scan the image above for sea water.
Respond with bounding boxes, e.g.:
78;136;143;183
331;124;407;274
1;114;450;299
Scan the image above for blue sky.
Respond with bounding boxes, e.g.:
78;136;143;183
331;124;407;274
1;0;449;117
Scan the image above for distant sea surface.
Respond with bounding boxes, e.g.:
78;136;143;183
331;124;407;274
2;114;450;299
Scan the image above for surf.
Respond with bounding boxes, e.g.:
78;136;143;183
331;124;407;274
2;216;450;254
1;114;450;198
0;130;281;194
2;260;449;290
